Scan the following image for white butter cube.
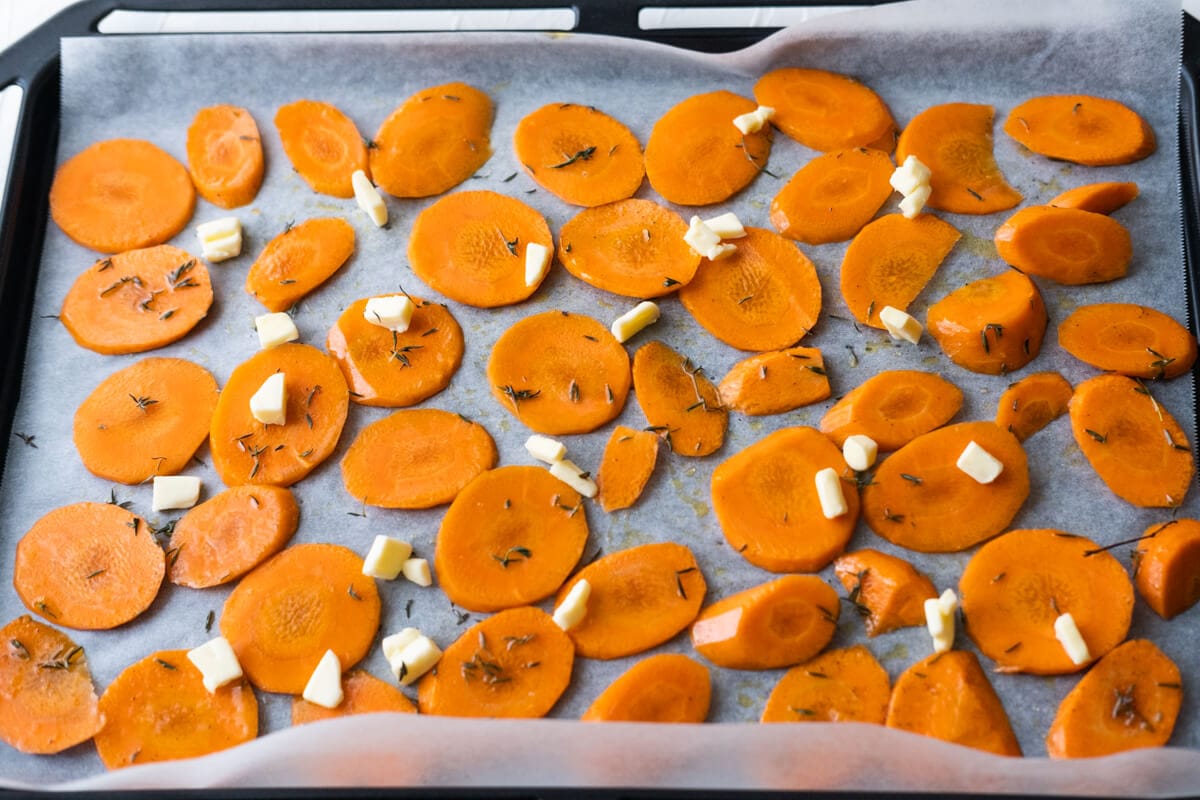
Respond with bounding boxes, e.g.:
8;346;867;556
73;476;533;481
957;440;1004;485
684;215;722;257
152;475;201;512
610;301;661;344
301;649;343;709
249;372;287;426
814;467;848;519
362;535;413;580
1054;612;1092;665
186;636;243;693
255;312;299;350
842;434;879;472
524;242;552;287
732;105;775;135
707;242;738;261
889;155;933;196
402;558;433;587
879;305;923;344
363;295;416;333
352;169;388;227
392;635;442;686
548;458;598;499
195;217;243;262
381;628;422;664
525;434;567;464
924;588;958;653
553;578;592;631
702;212;747;240
899;184;932;219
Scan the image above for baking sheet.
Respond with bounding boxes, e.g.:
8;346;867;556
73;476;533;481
0;0;1196;791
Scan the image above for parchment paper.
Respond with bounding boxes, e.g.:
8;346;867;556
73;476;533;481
0;0;1195;791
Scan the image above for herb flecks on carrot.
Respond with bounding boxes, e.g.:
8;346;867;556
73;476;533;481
833;549;937;637
770;147;895;244
246;217;355;312
582;654;710;723
291;669;416;724
1134;518;1200;619
596;425;660;512
718;347;831;417
927;269;1047;375
754;68;896;153
761;645;890;724
819;369;962;451
1058;303;1197;379
1005;95;1155;166
994;206;1131;285
274;99;369;198
632;340;728;457
1048;181;1139;214
186;105;264;209
995;371;1073;442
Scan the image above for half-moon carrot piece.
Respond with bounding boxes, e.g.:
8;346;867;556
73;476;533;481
632;340;727;458
753;68;896;153
959;528;1134;674
246;217;355;312
61;247;214;355
274;99;369;198
819;369;962;451
1058;303;1197;379
1048;181;1139;214
221;543;379;694
73;356;218;484
418;606;574;718
833;549;937;637
13;502;164;631
770;148;895;244
167;485;300;589
209;343;350;487
291;669;416;725
711;426;858;572
49;138;195;253
596;425;660;512
644;90;772;205
1134;519;1200;619
186;105;264;209
369;82;493;198
895;103;1021;214
93;649;257;770
0;616;103;754
581;654;710;723
862;421;1029;553
1004;95;1156;166
1068;374;1194;508
926;268;1047;375
718;347;831;416
677;226;822;351
994;206;1131;285
761;645;890;724
995;371;1073;442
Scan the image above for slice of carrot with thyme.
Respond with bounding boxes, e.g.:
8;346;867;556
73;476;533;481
995;371;1073;442
73;356;218;484
246;217;355;312
1058;303;1197;379
718;347;831;416
1048;181;1139;214
819;369;962;451
13;502;164;630
274;99;369;198
581;654;710;723
761;645;890;724
1004;95;1156;166
677;226;821;351
292;669;416;725
754;68;895;152
862;421;1029;553
369;82;493;198
691;575;839;670
221;543;379;694
210;343;350;487
1134;519;1200;619
418;606;574;718
0;616;102;754
711;426;858;572
596;425;660;512
186;105;264;209
770;147;895;244
1068;374;1194;508
515;102;644;207
50;138;195;253
895;103;1022;214
61;246;214;355
833;549;937;637
994;206;1131;285
631;340;727;458
94;649;257;769
926;268;1047;375
167;485;300;589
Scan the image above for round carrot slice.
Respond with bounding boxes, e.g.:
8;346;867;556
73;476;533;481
1048;181;1139;214
754;68;896;152
1058;303;1197;379
926;268;1048;375
717;347;831;417
13;502;164;630
631;340;727;458
770;147;895;244
994;206;1131;285
581;654;710;723
274;99;369;198
995;371;1073;442
49;138;195;253
60;247;214;355
291;669;416;725
761;645;890;724
1004;95;1156;167
818;369;963;451
186;104;264;209
246;217;356;313
1134;519;1200;619
436;465;587;612
487;310;630;435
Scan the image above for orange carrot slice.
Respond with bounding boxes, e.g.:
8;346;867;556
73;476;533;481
717;347;831;416
994;206;1131;285
596;425;660;512
926;268;1047;375
754;68;896;152
246;217;355;312
581;654;710;723
1005;95;1156;166
770;147;895;244
631;340;728;458
1058;303;1197;379
1048;181;1139;214
274;99;369;198
1134;519;1200;619
995;371;1073;442
833;549;937;637
186;105;264;209
761;645;891;724
291;669;416;725
819;369;962;451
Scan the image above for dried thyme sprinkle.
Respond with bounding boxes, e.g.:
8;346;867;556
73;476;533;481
966;187;983;201
674;566;698;600
156;658;177;670
12;431;36;448
662;277;680;287
500;384;541;410
492;546;532;568
548;146;596;169
1085;429;1107;443
789;707;816;716
129;394;158;412
568;379;580;403
85;569;106;579
205;610;215;632
900;473;923;485
10;639;30;660
347;585;362;600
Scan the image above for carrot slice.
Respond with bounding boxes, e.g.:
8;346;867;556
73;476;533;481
677;226;822;351
291;669;416;725
221;543;379;694
770;147;895;244
1004;95;1156;166
631;340;728;458
49;138;195;253
895;103;1022;214
581;654;710;723
717;347;831;416
994;206;1131;285
435;466;588;612
93;649;257;770
1069;374;1194;508
417;606;574;718
1048;181;1139;214
13;502;164;630
711;426;858;572
839;214;960;328
246;217;355;312
557;198;700;298
1058;303;1197;379
557;542;706;660
274;99;369;198
515;103;644;206
644;90;772;205
73;356;218;484
926;268;1048;375
995;371;1073;442
691;575;839;670
761;645;890;724
833;549;937;637
753;68;896;153
596;425;660;512
167;485;299;589
60;247;214;355
885;650;1021;757
487;310;630;435
210;343;350;487
819;369;963;451
959;528;1134;674
1134;519;1200;619
0;616;102;754
408;190;554;308
186;105;264;209
862;421;1029;553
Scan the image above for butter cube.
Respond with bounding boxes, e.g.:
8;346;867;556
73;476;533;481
925;588;958;653
525;242;552;287
364;295;415;333
301;649;343;709
879;305;923;344
890;155;932;196
352;170;388;227
249;372;286;426
683;215;721;257
707;242;738;261
402;558;433;587
553;578;592;631
702;212;747;240
814;467;848;519
389;634;442;686
381;628;422;664
610;301;661;344
195;217;242;262
525;434;567;464
187;636;243;693
956;440;1004;485
1054;612;1092;665
548;458;598;499
732;105;775;135
362;535;413;580
255;312;299;350
152;475;201;512
842;434;879;472
899;184;932;219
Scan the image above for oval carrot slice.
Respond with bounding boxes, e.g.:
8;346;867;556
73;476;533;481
94;649;257;770
581;654;710;723
596;425;660;512
370;82;493;198
770;147;895;244
221;543;379;694
291;669;416;725
167;485;299;589
1048;181;1139;214
819;369;962;451
761;645;890;724
13;502;164;630
1134;519;1200;619
73;356;218;484
926;268;1048;375
861;421;1029;553
754;68;895;152
274;99;369;198
994;206;1131;285
1058;303;1197;379
210;343;350;487
0;616;102;754
246;217;355;312
557;542;706;660
186;104;264;209
833;549;937;637
995;371;1073;442
718;347;831;416
677;227;821;351
632;340;728;458
60;247;214;355
487;310;630;435
1004;95;1156;166
711;426;858;572
417;606;574;718
49;138;195;253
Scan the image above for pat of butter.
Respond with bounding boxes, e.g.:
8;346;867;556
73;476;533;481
889;155;933;196
553;578;592;631
402;557;433;587
351;169;388;228
195;217;242;262
611;301;661;344
924;588;958;653
152;475;201;512
879;305;923;344
702;212;747;240
956;440;1004;485
732;105;775;135
362;535;413;580
899;184;932;219
186;636;243;693
363;295;415;333
381;628;422;664
548;458;598;499
254;312;299;350
842;434;879;472
525;434;567;464
249;372;286;426
301;649;343;709
814;467;848;519
684;215;722;257
525;242;552;287
1054;612;1092;665
390;634;442;686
